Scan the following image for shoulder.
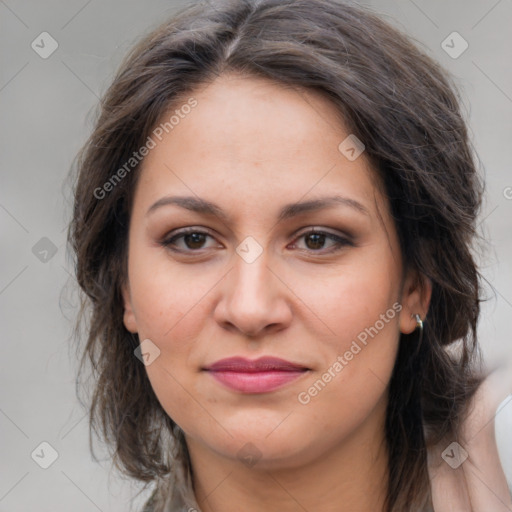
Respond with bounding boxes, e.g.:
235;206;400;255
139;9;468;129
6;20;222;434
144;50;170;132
428;365;512;511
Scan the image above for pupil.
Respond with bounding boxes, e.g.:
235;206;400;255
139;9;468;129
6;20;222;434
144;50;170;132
306;233;325;250
185;233;206;249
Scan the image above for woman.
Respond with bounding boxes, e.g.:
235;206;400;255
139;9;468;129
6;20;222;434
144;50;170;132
67;0;512;510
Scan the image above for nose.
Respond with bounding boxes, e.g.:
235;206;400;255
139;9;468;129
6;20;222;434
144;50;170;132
213;249;293;339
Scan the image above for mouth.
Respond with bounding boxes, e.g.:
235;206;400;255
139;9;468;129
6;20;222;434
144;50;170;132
203;356;310;394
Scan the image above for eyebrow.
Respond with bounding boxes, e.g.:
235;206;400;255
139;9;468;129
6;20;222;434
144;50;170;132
146;194;370;222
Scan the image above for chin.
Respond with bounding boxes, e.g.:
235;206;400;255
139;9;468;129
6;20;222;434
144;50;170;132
198;422;321;470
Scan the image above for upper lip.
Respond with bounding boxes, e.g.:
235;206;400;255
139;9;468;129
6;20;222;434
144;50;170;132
204;356;309;372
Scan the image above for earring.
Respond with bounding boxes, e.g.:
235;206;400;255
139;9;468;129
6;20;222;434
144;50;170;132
411;314;424;354
414;314;423;332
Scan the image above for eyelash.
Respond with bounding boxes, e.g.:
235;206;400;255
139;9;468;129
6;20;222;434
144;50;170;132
160;227;353;255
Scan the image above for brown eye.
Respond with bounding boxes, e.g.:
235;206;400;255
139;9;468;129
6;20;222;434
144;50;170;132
291;229;353;254
161;228;219;252
181;232;208;249
304;232;327;250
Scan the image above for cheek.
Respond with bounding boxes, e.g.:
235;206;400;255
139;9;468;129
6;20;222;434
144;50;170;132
128;243;214;339
127;247;220;421
292;257;402;412
294;256;401;350
293;296;400;456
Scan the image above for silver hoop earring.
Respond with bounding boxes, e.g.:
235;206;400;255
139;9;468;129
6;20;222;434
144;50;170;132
412;314;424;354
414;314;423;332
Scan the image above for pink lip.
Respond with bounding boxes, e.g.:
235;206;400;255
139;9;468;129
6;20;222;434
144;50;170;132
204;357;309;393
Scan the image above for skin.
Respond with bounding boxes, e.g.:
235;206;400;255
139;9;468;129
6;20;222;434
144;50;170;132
122;74;431;512
429;364;512;512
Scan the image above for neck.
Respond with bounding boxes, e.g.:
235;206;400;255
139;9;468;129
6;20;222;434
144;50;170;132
185;400;389;512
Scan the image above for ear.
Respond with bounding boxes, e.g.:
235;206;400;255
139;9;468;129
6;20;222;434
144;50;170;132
121;281;138;333
399;268;432;335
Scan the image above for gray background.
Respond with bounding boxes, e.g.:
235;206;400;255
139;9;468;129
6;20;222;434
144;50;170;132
1;0;511;510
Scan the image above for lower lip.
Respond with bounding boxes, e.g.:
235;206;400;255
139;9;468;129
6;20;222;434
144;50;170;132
207;370;307;393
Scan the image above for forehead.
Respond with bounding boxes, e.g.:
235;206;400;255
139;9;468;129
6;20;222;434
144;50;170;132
166;73;352;162
134;74;387;225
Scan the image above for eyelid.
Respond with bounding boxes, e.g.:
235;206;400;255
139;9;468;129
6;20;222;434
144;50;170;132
292;226;352;240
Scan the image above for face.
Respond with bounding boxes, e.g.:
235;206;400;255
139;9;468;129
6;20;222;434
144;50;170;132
122;74;429;470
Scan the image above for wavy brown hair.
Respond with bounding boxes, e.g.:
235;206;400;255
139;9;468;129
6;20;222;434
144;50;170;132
67;0;484;510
